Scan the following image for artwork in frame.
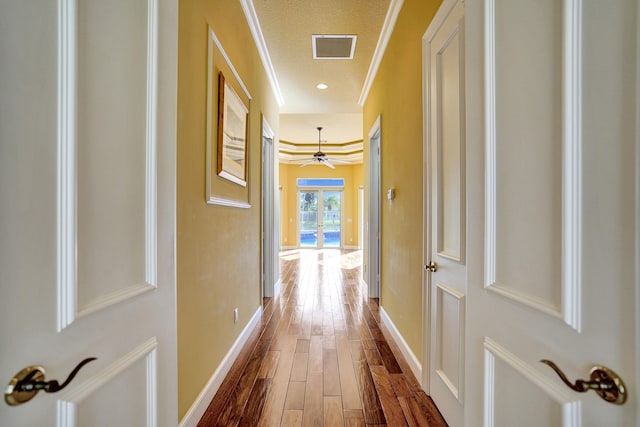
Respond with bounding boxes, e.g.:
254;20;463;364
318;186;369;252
217;72;249;187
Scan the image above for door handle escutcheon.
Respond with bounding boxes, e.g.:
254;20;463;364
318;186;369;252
540;359;627;404
4;357;97;406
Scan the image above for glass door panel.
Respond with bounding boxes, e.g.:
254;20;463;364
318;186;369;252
299;191;318;247
322;191;341;248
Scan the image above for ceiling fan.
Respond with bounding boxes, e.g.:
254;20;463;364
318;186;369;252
299;127;350;169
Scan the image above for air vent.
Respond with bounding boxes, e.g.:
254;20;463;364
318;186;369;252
312;35;357;59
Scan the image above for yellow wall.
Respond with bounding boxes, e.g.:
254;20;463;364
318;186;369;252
363;0;442;361
177;0;279;419
280;163;363;248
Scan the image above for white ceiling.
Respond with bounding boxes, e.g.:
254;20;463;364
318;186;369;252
251;0;393;147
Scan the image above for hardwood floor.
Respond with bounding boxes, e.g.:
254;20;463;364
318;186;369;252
198;249;447;427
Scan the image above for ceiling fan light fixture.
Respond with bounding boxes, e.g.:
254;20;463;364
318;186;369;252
316;83;328;90
298;126;350;169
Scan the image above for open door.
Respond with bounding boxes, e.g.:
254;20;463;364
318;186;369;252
461;0;638;425
1;0;178;425
423;1;466;425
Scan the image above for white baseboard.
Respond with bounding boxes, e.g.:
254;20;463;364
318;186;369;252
379;306;422;383
178;306;263;427
280;245;297;250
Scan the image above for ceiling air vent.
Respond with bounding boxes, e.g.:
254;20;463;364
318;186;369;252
312;35;357;59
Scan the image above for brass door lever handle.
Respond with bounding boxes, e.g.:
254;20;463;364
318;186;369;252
5;357;97;406
540;359;627;405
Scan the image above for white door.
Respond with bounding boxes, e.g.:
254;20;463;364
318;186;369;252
0;0;178;426
423;1;466;426
463;0;638;426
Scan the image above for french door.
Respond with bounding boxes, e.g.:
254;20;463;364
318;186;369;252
421;0;638;425
299;190;342;248
0;0;178;425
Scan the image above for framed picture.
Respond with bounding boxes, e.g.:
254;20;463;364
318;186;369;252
206;27;252;208
217;72;249;187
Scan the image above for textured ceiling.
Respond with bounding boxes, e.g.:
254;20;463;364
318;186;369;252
253;0;391;154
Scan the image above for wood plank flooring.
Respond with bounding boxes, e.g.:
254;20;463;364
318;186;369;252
198;249;448;427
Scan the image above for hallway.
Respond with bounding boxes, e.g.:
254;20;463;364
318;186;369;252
197;249;447;426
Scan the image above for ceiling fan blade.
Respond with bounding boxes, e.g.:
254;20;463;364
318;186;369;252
299;159;316;167
325;157;350;164
322;159;336;169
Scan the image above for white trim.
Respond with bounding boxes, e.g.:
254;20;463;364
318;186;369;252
636;1;640;422
433;283;465;403
208;197;251;209
178;307;262;427
77;284;155;318
483;337;581;427
280;245;298;250
146;0;159;288
57;338;159;427
561;0;583;332
146;345;158;427
57;0;159;331
483;0;582;331
262;116;278;298
279;140;363;154
358;0;404;106
434;17;466;265
359;186;365;249
205;27;252;209
239;0;284;106
208;28;251;101
57;0;77;332
380;307;422;382
483;0;497;294
367;116;382;298
424;0;458;41
280;153;363;165
482;343;495;427
343;245;360;250
421;0;441;391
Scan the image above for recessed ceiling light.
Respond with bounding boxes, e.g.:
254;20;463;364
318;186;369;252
316;83;328;90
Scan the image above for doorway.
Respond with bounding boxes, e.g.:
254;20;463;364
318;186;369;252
367;117;381;298
299;189;342;248
261;117;279;298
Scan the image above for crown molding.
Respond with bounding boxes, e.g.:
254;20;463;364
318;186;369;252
358;0;405;106
279;140;363;154
279;152;363;165
240;0;285;107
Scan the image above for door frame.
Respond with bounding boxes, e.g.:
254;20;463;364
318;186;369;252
359;185;365;249
367;116;381;298
261;116;280;298
421;0;462;395
422;18;433;392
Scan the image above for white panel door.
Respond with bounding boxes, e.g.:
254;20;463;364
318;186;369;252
424;1;466;426
464;0;638;426
0;0;178;426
